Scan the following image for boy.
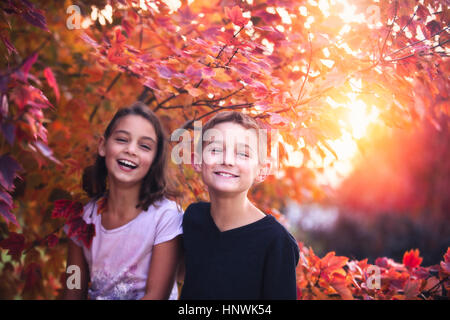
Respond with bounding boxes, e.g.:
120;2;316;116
180;111;299;300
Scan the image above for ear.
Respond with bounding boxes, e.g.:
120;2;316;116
98;136;106;157
254;161;271;183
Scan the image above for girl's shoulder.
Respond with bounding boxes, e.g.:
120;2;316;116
148;197;182;211
81;198;101;223
144;197;184;220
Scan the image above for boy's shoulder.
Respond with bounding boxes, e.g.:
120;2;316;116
184;201;210;220
259;214;299;251
185;201;210;212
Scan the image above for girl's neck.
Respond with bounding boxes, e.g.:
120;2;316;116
209;192;265;232
104;183;142;219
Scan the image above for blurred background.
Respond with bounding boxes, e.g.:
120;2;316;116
281;119;450;266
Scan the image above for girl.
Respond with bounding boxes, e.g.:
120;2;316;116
63;102;183;300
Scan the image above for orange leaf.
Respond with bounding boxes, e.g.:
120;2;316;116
224;6;249;27
329;274;354;300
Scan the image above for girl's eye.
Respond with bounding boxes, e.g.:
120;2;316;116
116;138;127;143
211;148;222;153
141;145;152;151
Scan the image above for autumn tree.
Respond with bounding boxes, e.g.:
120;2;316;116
0;0;448;299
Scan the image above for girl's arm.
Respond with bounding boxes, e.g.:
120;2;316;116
141;235;182;300
63;239;89;300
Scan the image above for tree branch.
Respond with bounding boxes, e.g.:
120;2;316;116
89;72;122;122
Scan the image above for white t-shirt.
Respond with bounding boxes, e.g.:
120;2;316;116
66;197;183;300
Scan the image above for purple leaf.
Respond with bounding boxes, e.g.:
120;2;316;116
1;122;15;145
0;190;13;207
156;65;174;79
22;7;49;31
0;35;18;55
0;202;19;226
0;154;22;191
210;79;235;90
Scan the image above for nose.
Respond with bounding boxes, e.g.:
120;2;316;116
222;148;235;166
125;142;138;155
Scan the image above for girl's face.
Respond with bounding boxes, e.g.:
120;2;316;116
197;121;266;196
99;114;157;188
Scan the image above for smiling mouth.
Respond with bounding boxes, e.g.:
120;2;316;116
117;159;138;169
214;171;239;178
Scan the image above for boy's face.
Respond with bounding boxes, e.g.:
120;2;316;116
195;121;268;196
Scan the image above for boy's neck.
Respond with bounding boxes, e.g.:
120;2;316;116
209;192;265;232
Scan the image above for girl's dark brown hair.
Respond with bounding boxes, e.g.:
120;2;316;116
82;101;177;211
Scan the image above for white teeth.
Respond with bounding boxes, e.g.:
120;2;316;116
118;159;138;169
216;172;236;177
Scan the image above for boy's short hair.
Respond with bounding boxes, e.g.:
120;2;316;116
196;111;266;162
202;111;262;134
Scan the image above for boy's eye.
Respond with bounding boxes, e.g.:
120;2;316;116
237;152;249;158
211;148;222;153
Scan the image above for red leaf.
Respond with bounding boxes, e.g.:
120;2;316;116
268;112;289;125
66;216;96;249
66;216;86;238
107;45;128;65
21;52;38;80
403;249;423;269
425;20;441;36
121;19;134;37
51;200;83;220
0;232;25;261
80;223;96;248
440;248;450;275
225;6;249;27
143;77;159;91
46;233;59;248
23;262;42;293
416;4;429;21
43;67;60;102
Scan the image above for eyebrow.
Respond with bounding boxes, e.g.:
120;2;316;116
205;140;255;152
113;130;156;143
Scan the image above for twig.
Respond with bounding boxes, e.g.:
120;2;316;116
89;73;122;122
379;0;398;62
294;33;312;108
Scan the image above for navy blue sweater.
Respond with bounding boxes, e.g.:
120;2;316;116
180;202;299;300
